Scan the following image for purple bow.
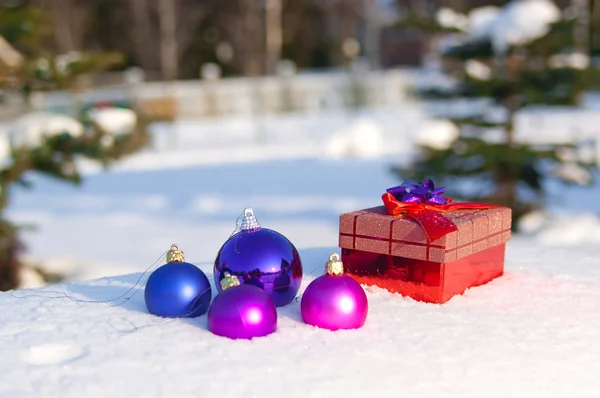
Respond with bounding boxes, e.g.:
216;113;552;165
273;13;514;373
386;179;448;205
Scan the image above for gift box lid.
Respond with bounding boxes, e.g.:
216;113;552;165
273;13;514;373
339;205;511;263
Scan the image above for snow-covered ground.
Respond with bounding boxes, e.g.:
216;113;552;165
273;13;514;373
2;108;600;397
6;110;422;283
1;239;599;397
6;109;600;283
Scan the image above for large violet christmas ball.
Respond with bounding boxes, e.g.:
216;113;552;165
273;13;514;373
213;208;302;307
301;253;368;331
145;245;212;318
208;273;278;339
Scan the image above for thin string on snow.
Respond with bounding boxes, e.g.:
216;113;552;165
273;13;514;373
105;284;214;333
11;250;167;307
10;249;216;334
10;240;332;331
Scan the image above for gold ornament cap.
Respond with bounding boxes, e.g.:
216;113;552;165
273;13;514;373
325;253;344;276
220;271;241;291
166;244;185;263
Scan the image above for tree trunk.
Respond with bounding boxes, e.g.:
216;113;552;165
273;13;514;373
129;0;156;72
589;0;596;53
505;96;517;148
158;0;179;80
573;0;590;55
242;1;264;76
221;0;264;76
53;0;76;52
265;0;282;75
0;220;21;291
502;92;519;219
363;0;381;70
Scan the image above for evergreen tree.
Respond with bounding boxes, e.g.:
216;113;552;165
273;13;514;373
394;0;599;229
0;2;152;290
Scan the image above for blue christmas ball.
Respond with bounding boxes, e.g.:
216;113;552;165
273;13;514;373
214;208;302;307
145;261;212;318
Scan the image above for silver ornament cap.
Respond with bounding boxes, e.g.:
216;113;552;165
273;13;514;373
240;207;261;232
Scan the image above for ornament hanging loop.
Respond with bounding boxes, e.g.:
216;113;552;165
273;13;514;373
166;244;185;263
325;253;344;276
240;207;261;232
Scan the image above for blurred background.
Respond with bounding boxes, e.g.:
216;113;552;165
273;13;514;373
1;0;599;290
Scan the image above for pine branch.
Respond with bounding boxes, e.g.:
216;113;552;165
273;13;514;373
448;117;506;128
0;108;152;210
443;39;494;60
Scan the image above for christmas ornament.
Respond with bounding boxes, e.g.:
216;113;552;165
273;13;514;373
145;244;212;318
207;272;278;340
301;253;368;331
213;208;302;307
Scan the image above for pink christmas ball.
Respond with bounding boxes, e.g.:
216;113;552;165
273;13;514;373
301;273;368;331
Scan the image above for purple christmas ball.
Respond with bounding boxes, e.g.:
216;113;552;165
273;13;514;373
301;254;368;331
208;284;278;340
214;208;302;307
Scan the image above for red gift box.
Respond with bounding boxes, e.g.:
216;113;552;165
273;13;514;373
338;204;511;303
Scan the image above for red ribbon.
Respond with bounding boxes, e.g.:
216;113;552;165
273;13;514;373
381;192;499;242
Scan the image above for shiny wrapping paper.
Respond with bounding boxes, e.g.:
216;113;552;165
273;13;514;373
339;205;511;263
338;204;511;303
341;244;506;303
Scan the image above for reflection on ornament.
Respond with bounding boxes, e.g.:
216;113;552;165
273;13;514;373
213;208;303;307
219;271;240;290
301;253;368;331
243;270;265;290
273;262;291;293
144;244;212;318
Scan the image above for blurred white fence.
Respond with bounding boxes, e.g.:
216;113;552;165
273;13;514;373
2;67;600;166
22;67;417;119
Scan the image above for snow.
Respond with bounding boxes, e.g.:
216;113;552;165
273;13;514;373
423;100;600;152
459;0;562;52
414;119;459;150
2;108;600;396
490;0;561;52
548;53;591;70
87;107;137;135
5;110;600;277
468;6;500;39
535;213;600;246
465;59;492;80
324;118;385;158
8;157;396;282
0;131;11;168
5;112;84;148
436;7;469;31
2;239;600;397
415;66;457;94
552;162;593;185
